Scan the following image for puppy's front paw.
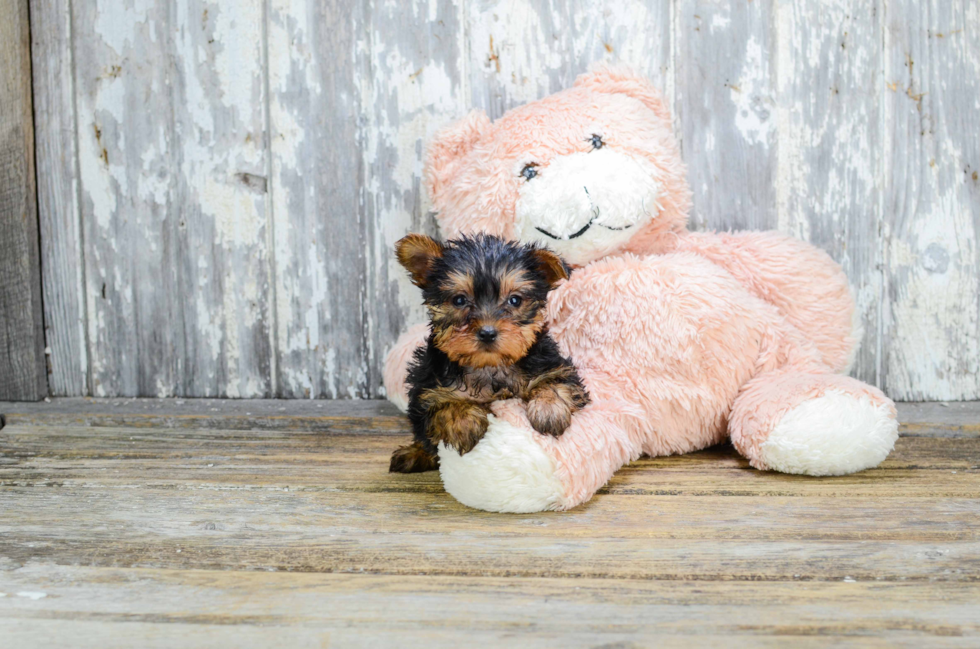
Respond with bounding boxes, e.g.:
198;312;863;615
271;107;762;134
389;442;440;473
430;404;489;455
526;393;572;437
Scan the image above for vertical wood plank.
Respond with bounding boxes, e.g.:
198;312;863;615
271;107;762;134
0;0;47;401
171;0;273;397
72;0;181;396
773;0;883;384
882;0;980;400
267;0;366;398
465;0;673;120
72;0;273;397
30;0;87;396
269;0;464;398
676;0;777;232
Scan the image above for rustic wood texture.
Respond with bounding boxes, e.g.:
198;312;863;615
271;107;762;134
466;0;672;120
70;0;177;397
63;0;274;398
1;402;978;645
882;0;980;401
0;0;47;402
29;0;87;397
1;571;976;649
27;1;980;400
677;0;777;233
267;0;366;398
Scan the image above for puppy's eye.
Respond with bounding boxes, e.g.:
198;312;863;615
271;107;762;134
507;295;523;307
590;134;603;149
451;295;467;307
521;164;537;181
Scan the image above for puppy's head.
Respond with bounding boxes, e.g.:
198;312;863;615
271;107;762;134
395;233;568;368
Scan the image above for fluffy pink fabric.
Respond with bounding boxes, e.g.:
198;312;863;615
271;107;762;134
728;370;896;470
382;323;428;411
386;66;898;510
674;232;858;372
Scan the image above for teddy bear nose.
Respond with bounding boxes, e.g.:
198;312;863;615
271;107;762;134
477;326;498;344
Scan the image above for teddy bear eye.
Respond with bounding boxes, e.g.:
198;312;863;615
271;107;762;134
451;295;467;307
590;134;604;149
521;164;538;181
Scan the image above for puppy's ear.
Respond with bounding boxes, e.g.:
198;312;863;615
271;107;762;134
531;248;570;289
395;234;444;288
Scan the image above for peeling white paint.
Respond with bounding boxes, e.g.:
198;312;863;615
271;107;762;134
203;176;264;247
94;0;154;55
881;0;980;400
887;196;980;399
16;591;47;600
155;375;172;399
710;14;731;33
731;36;772;147
304;242;325;353
196;292;223;364
77;112;117;230
212;1;264;114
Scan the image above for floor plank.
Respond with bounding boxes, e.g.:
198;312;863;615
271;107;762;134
1;567;978;647
2;426;978;497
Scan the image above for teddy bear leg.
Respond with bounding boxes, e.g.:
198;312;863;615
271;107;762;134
437;399;641;513
382;323;429;412
729;370;899;476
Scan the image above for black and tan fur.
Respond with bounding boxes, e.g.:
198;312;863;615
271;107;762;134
389;233;590;473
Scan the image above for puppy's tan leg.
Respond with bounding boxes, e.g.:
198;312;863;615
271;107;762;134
428;401;490;455
526;382;589;437
389;441;440;473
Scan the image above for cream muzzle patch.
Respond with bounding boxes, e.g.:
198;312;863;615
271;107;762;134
515;148;661;266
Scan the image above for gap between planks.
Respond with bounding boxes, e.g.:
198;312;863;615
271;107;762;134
1;399;978;435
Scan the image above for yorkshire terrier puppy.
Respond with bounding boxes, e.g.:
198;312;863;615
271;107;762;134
389;233;590;474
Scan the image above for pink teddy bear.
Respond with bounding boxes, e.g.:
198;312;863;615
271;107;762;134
385;66;898;513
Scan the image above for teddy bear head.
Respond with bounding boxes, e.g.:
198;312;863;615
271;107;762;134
424;66;692;267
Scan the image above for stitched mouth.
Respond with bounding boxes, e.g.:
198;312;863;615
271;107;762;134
535;219;594;240
533;186;635;240
534;216;633;241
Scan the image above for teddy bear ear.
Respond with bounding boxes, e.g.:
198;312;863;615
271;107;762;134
573;64;671;124
424;110;492;208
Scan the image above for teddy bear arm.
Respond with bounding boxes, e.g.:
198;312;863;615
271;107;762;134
382;323;429;412
437;398;643;513
674;231;859;372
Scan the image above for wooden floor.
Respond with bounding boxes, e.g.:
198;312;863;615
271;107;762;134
1;399;978;647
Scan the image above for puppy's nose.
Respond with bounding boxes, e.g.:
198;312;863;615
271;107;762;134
477;326;498;344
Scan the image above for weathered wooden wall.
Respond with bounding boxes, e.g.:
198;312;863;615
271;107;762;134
28;0;980;400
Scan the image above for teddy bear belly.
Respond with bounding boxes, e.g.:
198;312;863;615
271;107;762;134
547;251;788;456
